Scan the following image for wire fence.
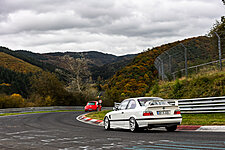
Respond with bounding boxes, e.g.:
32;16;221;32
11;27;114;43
154;32;225;80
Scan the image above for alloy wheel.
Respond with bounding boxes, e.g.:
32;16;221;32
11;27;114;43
129;117;136;132
104;117;110;130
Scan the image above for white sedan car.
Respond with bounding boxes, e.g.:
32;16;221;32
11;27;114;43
104;97;182;132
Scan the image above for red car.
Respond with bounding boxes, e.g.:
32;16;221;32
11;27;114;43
84;101;102;112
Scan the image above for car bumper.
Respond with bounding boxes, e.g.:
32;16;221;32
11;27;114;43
136;116;182;128
85;108;97;111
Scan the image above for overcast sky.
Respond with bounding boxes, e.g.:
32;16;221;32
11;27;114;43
0;0;224;56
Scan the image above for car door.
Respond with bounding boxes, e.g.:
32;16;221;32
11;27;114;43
123;99;137;128
111;100;129;127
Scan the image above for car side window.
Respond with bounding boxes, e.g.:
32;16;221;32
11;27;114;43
118;100;129;110
127;100;136;109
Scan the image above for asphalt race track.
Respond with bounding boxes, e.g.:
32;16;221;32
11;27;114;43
0;112;224;150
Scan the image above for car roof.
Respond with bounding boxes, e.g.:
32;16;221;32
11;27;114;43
87;101;98;103
125;97;163;101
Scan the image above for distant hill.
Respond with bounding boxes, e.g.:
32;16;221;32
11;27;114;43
44;51;118;67
0;46;136;98
0;50;44;97
0;46;136;81
90;59;132;81
0;47;58;72
42;51;136;67
0;52;42;73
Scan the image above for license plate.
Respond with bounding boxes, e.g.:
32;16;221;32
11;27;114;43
157;110;170;115
89;109;92;110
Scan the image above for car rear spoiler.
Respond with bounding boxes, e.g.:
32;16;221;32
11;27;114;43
144;99;179;107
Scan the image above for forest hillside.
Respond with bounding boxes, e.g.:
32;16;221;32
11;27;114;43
0;52;42;73
105;36;222;103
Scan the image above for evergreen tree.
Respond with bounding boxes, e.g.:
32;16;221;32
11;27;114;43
0;66;32;97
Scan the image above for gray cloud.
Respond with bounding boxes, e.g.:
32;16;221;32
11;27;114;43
0;0;224;55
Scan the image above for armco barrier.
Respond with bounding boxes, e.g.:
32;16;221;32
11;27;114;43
0;106;113;114
1;96;224;114
168;96;225;114
0;106;84;114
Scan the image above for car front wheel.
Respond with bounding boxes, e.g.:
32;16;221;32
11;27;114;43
129;117;139;132
104;117;110;130
166;125;177;132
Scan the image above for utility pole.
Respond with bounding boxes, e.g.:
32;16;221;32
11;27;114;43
180;43;188;78
215;32;222;71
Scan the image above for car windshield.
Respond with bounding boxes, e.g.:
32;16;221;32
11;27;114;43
87;102;96;105
138;98;169;106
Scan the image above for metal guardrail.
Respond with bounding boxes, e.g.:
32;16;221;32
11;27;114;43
0;106;113;114
1;96;224;114
114;97;225;114
168;96;225;114
0;106;83;114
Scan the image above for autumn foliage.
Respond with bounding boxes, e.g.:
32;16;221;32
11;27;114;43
0;52;42;74
0;93;25;108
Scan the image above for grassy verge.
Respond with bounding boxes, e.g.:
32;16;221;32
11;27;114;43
182;113;225;125
86;111;225;125
147;69;225;99
85;110;111;120
0;110;83;116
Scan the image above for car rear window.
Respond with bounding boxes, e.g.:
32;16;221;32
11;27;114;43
138;98;169;106
88;102;96;105
150;101;169;106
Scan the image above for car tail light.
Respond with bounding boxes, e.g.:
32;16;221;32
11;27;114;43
143;111;153;116
174;110;181;115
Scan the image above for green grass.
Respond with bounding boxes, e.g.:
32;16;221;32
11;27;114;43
182;113;225;125
85;110;112;120
147;69;225;99
0;110;83;116
85;111;225;125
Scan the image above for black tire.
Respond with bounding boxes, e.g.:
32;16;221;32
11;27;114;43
166;125;177;132
104;117;110;130
129;117;139;132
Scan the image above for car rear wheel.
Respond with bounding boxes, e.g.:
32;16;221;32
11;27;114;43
166;125;177;132
104;117;110;130
129;117;139;132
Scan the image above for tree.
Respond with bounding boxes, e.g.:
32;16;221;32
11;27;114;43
0;66;32;97
30;72;65;105
208;1;225;35
59;55;91;92
208;16;225;40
